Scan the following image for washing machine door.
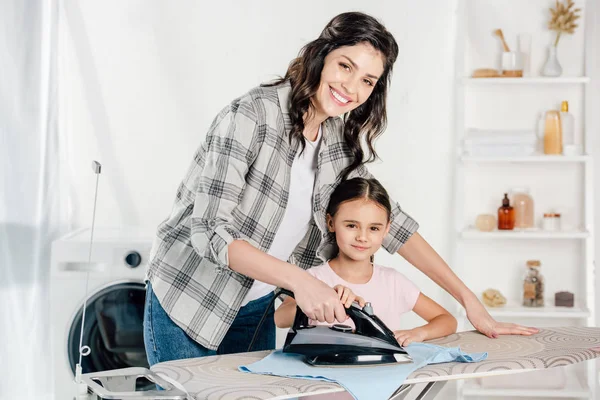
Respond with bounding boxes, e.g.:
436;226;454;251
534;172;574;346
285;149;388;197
68;281;150;384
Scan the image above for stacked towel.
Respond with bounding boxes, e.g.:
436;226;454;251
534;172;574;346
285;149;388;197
464;129;538;156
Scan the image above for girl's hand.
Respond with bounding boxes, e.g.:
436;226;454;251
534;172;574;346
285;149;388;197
394;329;426;346
333;285;366;308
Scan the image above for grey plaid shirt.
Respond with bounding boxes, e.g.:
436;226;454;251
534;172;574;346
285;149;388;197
146;81;419;350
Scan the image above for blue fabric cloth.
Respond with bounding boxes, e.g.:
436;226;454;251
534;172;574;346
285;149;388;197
239;342;487;400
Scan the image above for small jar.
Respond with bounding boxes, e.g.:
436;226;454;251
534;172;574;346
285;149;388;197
543;213;561;231
475;214;496;232
501;51;524;77
523;260;544;307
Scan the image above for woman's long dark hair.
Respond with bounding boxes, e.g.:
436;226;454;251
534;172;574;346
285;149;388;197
264;12;399;180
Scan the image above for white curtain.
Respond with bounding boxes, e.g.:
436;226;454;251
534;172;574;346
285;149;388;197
0;1;69;399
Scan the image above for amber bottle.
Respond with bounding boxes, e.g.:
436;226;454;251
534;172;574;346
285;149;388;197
498;193;515;230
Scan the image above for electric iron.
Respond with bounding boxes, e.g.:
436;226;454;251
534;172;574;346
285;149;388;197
278;289;413;367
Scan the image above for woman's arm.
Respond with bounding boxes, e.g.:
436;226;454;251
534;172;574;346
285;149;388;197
229;240;346;324
394;293;457;346
398;232;539;338
184;97;348;324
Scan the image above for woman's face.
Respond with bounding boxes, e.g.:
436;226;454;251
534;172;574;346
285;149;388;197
313;42;385;120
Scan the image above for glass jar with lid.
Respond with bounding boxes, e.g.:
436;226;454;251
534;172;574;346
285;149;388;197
523;260;544;307
511;188;534;229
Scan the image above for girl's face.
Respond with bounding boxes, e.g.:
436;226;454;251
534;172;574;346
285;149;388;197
312;42;385;120
327;198;390;263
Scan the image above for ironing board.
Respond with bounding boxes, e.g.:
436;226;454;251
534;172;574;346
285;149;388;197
82;327;600;399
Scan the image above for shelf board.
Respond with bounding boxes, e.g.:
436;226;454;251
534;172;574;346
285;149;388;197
462;369;589;398
460;154;591;163
462;77;590;85
460;229;590;239
459;300;590;319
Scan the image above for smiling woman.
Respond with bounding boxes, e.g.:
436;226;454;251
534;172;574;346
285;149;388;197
143;11;538;368
263;12;398;180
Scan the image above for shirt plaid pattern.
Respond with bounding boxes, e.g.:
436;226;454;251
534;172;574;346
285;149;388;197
146;81;419;350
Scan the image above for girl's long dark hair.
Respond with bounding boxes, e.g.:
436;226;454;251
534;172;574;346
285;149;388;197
263;12;399;180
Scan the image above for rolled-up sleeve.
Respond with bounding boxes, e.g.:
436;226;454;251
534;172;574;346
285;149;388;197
353;165;419;254
190;100;259;268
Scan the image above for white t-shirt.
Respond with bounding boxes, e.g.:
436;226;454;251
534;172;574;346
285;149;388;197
241;127;322;306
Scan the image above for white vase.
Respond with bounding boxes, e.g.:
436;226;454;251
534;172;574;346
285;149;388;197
541;46;562;77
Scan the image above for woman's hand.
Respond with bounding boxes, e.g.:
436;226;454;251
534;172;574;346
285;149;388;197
292;275;347;324
466;297;539;338
333;285;366;308
394;328;426;346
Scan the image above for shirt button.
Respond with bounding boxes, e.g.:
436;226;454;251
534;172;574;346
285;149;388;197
209;220;217;228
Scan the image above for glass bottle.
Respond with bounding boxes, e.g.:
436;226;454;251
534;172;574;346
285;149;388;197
523;260;544;307
497;193;515;230
560;101;575;154
543;110;562;155
518;33;532;77
511;188;534;229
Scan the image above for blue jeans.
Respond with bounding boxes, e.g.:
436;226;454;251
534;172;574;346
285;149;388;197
143;282;275;366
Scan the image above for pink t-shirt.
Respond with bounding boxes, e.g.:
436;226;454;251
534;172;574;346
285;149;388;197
306;262;420;331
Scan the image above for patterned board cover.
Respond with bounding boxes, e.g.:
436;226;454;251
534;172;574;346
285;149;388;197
151;327;600;400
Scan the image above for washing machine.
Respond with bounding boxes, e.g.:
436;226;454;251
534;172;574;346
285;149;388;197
50;227;154;400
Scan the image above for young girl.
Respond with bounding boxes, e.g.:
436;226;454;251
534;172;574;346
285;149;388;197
275;177;457;346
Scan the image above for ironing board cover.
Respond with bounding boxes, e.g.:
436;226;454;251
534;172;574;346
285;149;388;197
151;327;600;400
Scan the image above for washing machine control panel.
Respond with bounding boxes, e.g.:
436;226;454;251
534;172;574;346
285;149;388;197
51;228;153;276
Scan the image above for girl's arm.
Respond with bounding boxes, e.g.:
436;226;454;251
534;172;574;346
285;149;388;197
274;296;298;329
394;293;457;346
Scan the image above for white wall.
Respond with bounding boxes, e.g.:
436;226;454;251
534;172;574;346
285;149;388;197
59;0;459;324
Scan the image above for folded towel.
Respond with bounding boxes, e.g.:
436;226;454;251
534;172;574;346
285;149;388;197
239;342;487;400
464;143;536;156
465;129;537;145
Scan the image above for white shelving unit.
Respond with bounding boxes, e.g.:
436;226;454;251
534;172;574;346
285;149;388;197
462;77;591;84
452;1;596;399
458;299;590;319
460;228;590;239
461;154;591;163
